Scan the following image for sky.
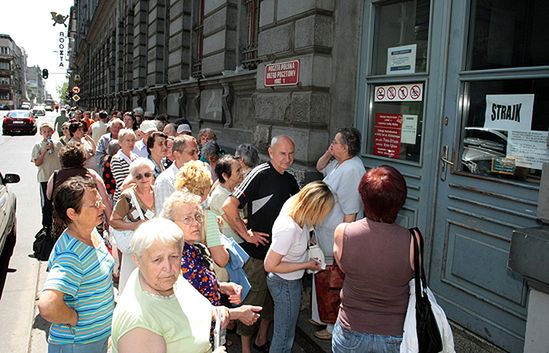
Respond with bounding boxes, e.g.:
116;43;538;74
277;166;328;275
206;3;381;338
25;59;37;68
0;1;74;101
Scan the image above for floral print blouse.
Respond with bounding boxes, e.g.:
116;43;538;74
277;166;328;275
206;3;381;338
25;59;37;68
181;242;221;306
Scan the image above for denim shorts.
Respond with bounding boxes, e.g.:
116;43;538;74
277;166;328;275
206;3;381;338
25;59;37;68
48;337;109;353
332;320;402;353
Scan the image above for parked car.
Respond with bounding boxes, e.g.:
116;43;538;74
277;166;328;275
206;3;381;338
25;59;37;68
0;172;19;257
32;106;46;116
0;104;10;110
2;110;37;135
44;105;53;112
20;102;31;110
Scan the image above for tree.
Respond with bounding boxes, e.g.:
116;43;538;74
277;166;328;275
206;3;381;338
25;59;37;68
57;81;69;105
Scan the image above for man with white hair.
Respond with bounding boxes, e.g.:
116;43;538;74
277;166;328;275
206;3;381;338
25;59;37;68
154;135;199;214
163;123;177;137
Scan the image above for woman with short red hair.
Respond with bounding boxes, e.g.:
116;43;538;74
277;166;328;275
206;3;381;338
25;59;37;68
332;165;414;353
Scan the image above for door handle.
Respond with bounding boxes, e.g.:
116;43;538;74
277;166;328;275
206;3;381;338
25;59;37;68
440;145;454;181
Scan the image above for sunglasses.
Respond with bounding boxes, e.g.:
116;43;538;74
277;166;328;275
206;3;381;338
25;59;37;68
135;172;153;180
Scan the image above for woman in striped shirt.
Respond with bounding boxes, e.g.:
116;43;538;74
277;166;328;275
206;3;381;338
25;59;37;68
110;129;138;204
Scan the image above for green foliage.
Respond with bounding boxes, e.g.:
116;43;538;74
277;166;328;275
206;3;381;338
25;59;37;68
57;81;69;104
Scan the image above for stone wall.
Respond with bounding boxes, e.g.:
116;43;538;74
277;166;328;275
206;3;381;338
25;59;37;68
70;0;362;180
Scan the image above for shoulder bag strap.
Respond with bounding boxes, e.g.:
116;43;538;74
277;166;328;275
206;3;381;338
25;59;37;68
129;189;145;220
410;227;427;299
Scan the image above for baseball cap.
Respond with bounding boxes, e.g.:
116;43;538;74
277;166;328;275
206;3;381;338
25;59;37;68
177;123;192;134
139;120;159;134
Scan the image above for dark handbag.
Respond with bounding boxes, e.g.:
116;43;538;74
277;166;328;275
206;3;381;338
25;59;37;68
33;227;55;261
410;227;443;353
314;263;345;324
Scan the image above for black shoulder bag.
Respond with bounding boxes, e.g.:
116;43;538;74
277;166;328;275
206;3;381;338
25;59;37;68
410;227;443;353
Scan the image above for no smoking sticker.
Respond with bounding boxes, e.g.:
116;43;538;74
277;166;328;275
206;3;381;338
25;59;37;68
374;83;423;102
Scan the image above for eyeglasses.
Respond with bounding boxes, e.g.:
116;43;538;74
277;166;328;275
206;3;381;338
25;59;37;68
175;213;204;225
62;127;68;130
87;199;104;209
135;172;153;180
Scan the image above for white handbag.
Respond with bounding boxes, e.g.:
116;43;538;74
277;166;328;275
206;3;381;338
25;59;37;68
307;230;326;274
110;189;145;254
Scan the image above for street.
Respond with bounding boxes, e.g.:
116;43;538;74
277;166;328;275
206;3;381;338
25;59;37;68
0;112;56;353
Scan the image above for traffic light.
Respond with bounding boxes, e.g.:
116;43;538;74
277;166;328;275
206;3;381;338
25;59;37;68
42;69;49;79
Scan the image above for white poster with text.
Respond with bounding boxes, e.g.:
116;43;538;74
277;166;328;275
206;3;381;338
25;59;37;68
386;44;417;75
484;94;534;131
507;130;549;170
401;114;418;144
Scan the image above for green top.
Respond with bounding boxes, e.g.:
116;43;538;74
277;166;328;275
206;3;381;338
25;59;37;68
112;270;212;353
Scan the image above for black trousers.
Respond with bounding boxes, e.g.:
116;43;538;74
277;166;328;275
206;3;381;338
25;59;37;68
39;182;53;229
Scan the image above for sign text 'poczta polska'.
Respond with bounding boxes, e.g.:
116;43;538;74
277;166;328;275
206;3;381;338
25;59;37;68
264;60;300;87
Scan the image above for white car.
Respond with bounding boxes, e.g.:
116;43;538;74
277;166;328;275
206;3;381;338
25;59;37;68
20;102;31;110
32;106;46;116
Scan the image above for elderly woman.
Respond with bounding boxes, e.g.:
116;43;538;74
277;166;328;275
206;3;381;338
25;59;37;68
332;165;414;353
234;143;260;178
46;143;113;239
111;218;229;353
208;155;244;243
175;160;229;270
110;128;138;203
161;193;262;328
201;140;221;183
38;177;115;353
312;127;366;339
68;120;98;172
110;157;156;293
163;191;242;303
264;181;334;353
147;131;168;177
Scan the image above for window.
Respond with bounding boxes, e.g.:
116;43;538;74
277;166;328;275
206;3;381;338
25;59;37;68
191;0;204;78
241;0;260;69
458;0;549;183
0;92;9;100
371;0;430;75
0;47;10;55
0;62;9;70
459;79;549;183
468;0;549;70
0;78;9;85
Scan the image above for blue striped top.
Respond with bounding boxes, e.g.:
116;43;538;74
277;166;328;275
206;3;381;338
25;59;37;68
44;229;115;345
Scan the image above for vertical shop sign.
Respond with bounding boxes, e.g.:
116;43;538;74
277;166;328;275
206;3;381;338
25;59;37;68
57;31;68;68
373;113;402;158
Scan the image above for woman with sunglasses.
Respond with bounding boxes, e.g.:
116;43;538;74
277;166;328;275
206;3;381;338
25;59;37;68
59;122;71;146
110;157;156;293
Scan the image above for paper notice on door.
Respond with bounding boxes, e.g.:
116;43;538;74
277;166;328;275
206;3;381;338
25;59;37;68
484;94;534;131
386;44;417;74
506;130;549;170
401;114;418;144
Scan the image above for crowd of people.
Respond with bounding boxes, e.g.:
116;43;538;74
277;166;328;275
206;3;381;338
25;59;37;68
32;107;417;353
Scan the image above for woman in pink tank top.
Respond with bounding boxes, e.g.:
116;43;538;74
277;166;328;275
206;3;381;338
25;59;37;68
332;165;414;353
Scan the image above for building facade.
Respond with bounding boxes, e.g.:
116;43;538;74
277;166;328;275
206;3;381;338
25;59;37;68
0;34;28;109
26;65;45;105
70;1;549;352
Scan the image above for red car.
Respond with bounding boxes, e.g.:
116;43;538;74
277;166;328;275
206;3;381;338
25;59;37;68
2;110;37;135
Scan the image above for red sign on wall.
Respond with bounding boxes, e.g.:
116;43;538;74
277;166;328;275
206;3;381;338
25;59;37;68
373;113;402;159
264;60;300;87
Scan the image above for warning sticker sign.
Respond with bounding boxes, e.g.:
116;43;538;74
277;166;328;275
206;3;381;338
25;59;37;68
373;113;402;159
374;83;423;102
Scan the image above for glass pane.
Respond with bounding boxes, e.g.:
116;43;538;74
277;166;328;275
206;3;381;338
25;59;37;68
468;0;549;70
460;78;549;182
372;0;430;75
367;83;424;162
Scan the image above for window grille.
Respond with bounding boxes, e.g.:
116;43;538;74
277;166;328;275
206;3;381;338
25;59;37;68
241;0;260;69
191;0;205;78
